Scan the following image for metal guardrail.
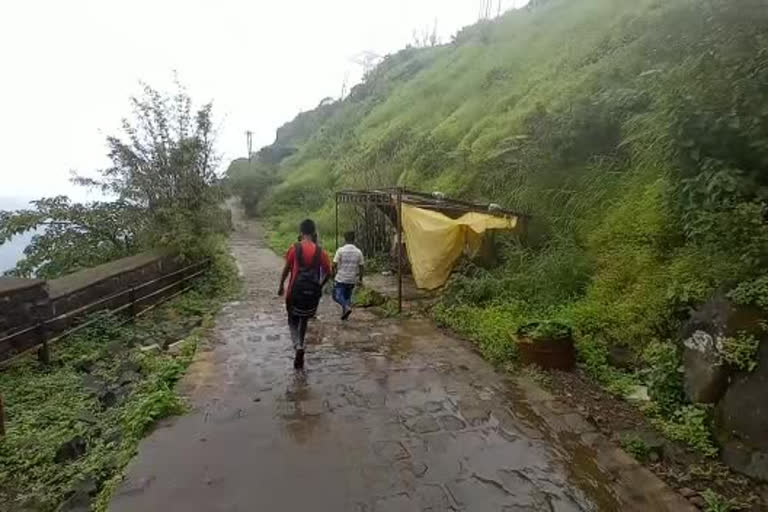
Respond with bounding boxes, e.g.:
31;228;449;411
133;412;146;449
0;260;209;368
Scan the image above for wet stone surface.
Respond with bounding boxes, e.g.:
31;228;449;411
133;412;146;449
109;210;692;512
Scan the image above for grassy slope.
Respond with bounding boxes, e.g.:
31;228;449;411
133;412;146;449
232;0;768;454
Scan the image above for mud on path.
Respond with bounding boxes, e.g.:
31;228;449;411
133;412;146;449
109;210;692;512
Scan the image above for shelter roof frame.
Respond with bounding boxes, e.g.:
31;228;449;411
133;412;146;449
334;187;529;312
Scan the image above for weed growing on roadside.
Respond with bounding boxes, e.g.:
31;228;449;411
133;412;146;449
702;488;735;512
720;332;760;372
641;341;684;414
652;405;718;458
620;435;651;461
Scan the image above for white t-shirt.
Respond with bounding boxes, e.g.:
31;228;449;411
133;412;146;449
334;244;365;284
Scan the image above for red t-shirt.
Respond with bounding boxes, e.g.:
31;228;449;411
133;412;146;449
285;241;332;300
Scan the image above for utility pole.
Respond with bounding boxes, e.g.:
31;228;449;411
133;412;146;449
479;0;493;20
340;71;349;100
245;131;253;162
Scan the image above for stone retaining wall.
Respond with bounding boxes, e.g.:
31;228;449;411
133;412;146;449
0;251;183;361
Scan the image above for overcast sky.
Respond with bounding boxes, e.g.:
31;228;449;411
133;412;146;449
1;0;528;202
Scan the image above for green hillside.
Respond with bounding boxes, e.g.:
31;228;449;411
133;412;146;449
229;0;768;453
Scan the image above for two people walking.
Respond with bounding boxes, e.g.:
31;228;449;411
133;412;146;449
278;220;364;369
332;231;365;320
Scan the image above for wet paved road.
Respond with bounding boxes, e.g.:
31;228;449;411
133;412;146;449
110;212;692;512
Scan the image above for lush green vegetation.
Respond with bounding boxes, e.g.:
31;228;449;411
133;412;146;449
229;0;768;456
1;82;230;279
0;259;237;512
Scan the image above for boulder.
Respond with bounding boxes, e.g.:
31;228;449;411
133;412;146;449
716;339;768;481
139;343;161;355
682;330;729;404
117;370;141;386
719;439;768;482
99;386;131;409
54;436;87;463
56;475;97;512
607;344;636;370
167;340;187;356
677;292;764;404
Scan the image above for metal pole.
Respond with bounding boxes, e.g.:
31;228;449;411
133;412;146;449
335;193;339;251
129;287;137;319
396;188;403;314
36;323;49;365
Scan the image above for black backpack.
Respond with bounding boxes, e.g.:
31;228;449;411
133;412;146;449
290;242;323;316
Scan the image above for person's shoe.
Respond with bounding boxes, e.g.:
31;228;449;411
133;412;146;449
293;349;305;369
341;306;352;321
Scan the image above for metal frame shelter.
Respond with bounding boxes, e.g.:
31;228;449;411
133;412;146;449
335;187;529;313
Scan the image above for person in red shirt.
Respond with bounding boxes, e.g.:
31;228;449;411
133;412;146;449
278;219;331;369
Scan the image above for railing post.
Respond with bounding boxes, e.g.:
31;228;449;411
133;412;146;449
129;286;137;319
36;323;50;365
396;187;403;314
335;193;339;251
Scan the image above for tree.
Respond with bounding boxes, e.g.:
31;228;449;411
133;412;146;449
74;82;223;243
0;81;225;278
0;197;145;278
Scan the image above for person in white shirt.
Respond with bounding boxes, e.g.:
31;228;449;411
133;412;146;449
332;231;365;320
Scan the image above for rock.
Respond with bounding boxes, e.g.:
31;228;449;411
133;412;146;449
682;331;730;403
689;496;706;508
678;488;697;499
81;374;107;396
679;291;766;404
118;370;141;386
166;340;187;356
607;344;636;369
139;343;161;355
717;339;768;449
99;386;130;409
73;358;94;373
55;436;87;463
118;360;141;373
716;339;768;481
100;390;117;409
718;425;768;482
56;475;97;512
624;385;650;401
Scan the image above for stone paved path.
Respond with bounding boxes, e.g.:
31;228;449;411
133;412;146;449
110;210;693;512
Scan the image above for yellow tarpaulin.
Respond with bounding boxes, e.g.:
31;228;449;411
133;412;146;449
401;204;518;290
